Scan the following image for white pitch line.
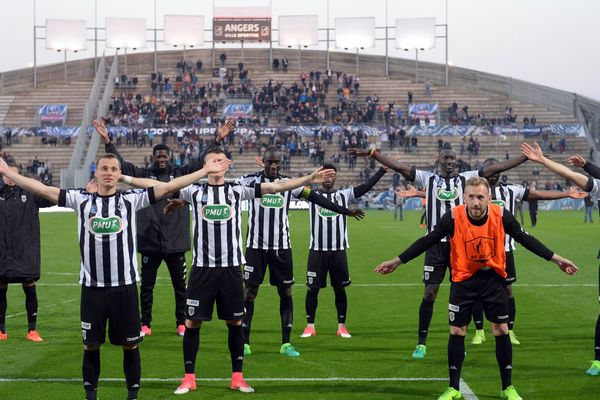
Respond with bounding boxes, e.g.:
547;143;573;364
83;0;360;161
0;376;448;383
460;378;479;400
5;298;77;319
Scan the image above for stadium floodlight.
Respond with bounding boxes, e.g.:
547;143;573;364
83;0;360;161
395;18;436;50
105;17;146;49
278;15;318;47
45;19;87;52
164;15;205;48
334;17;375;50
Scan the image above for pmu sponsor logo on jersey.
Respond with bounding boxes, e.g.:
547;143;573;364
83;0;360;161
89;216;123;235
260;194;284;208
435;187;459;201
491;199;506;208
317;206;338;218
201;204;232;221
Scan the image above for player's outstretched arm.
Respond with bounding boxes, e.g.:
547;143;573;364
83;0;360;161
346;148;412;179
260;167;335;195
570;154;600;179
397;184;425;198
481;154;527;178
300;188;366;220
93;119;145;177
521;142;590;190
122;158;231;200
550;254;579;275
215;118;235;144
0;157;59;203
374;257;402;274
527;187;587;200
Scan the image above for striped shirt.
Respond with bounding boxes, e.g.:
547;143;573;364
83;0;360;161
180;182;259;268
59;188;155;287
588;179;600;201
413;169;480;241
236;172;303;250
309;188;355;251
490;183;528;251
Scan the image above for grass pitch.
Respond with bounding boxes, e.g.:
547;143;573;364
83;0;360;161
0;210;598;399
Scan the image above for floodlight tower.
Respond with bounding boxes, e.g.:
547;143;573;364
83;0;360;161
335;17;376;77
279;15;319;72
45;19;87;83
164;15;205;62
395;18;436;83
105;17;147;75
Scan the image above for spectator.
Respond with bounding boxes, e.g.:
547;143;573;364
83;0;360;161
407;90;413;105
219;53;227;66
272;58;280;72
282;57;289;72
424;79;431;97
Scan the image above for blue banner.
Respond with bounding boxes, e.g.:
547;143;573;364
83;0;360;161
38;105;68;127
223;103;253;117
409;103;438;119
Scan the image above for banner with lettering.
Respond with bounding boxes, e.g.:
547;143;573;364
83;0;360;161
223;103;254;117
409;103;438;120
38;104;68;126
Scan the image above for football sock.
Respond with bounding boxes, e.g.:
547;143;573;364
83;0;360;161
227;324;244;372
82;349;100;399
22;284;38;331
0;286;7;332
242;298;255;344
595;315;600;360
508;296;516;330
472;301;484;331
418;298;434;344
277;286;293;344
495;334;513;390
305;288;319;324
333;286;348;324
448;335;465;390
123;347;141;398
183;327;200;374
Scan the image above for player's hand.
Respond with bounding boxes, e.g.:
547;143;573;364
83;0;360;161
85;179;98;193
374;257;401;275
568;154;586;168
552;254;579;275
254;156;265;169
216;119;235;143
203;158;232;175
346;148;370;157
0;156;9;174
348;208;366;220
163;198;188;214
566;186;587;199
92;119;110;144
309;167;335;183
397;184;423;198
521;142;545;163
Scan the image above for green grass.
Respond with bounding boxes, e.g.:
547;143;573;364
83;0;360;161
0;210;598;399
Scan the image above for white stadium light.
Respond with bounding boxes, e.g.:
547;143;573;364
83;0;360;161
105;17;147;49
395;18;436;50
45;19;87;52
164;15;205;47
278;15;318;47
335;17;375;50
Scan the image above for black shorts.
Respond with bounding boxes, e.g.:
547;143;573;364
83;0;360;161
80;284;142;346
448;269;509;327
306;249;351;289
423;242;451;285
505;251;517;284
0;277;39;285
186;266;245;321
244;248;294;287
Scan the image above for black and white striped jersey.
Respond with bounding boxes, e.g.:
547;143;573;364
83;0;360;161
413;169;480;241
59;188;155;287
309;188;354;251
490;183;528;251
235;172;304;250
180;182;259;268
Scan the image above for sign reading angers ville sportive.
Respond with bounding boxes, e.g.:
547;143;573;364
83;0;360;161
213;18;271;41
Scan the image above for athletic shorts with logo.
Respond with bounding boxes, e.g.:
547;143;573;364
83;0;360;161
244;248;294;287
505;251;517;284
80;284;142;346
448;269;510;327
186;266;245;321
306;249;351;289
423;241;451;284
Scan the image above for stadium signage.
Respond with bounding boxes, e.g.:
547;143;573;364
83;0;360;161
213;18;271;41
202;204;233;221
318;206;339;218
260;194;284;208
89;216;123;235
435;188;459;201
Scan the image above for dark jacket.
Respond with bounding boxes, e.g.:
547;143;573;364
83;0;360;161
105;142;204;255
0;185;54;280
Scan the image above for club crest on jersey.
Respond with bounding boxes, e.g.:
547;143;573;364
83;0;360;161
89;216;124;235
260;194;284;208
435;187;458;201
491;199;506;208
201;204;232;221
21;195;27;203
317;206;338;218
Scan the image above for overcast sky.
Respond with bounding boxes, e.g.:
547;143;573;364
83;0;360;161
0;0;598;100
